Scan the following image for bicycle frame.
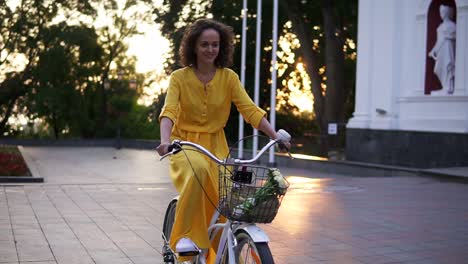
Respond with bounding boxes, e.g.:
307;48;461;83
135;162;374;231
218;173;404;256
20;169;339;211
160;129;291;264
207;209;237;264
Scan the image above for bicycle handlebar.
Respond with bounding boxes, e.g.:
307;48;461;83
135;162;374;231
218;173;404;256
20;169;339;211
159;129;292;164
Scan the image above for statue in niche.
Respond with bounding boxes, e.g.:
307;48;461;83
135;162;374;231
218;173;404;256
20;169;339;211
428;5;456;95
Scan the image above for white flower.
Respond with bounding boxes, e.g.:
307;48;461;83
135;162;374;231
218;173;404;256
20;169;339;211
270;169;287;190
270;168;282;178
274;175;288;189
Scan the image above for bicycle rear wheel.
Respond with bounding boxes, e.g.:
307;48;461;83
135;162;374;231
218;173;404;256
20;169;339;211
222;231;274;264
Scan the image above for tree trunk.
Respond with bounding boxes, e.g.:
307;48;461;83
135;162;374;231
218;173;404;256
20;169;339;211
0;99;16;133
0;75;28;134
322;0;345;153
282;0;328;155
52;111;59;139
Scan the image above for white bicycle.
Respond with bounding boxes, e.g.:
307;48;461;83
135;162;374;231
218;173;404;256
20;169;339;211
160;130;292;264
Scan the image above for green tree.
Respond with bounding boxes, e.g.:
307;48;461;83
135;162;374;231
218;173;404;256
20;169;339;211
93;0;155;132
1;0;158;139
27;24;104;138
282;0;357;154
0;0;96;135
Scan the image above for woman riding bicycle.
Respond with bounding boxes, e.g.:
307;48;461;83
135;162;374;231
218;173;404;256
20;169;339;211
156;18;289;263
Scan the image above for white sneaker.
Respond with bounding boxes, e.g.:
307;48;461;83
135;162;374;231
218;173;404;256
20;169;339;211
175;237;200;253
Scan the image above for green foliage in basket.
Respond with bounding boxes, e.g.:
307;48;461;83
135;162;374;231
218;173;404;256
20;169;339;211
232;168;288;219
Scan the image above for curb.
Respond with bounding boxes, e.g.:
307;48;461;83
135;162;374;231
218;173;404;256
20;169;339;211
420;168;468;180
0;176;44;183
259;153;422;178
255;152;467;180
0;138;156;149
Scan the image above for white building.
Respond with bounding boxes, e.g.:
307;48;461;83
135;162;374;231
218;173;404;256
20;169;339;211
346;0;468;168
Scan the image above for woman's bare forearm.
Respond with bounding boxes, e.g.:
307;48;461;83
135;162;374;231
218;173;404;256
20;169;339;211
257;117;277;139
257;117;291;151
160;117;174;143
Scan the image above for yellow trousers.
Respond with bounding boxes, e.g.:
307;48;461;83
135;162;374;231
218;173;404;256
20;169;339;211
169;149;219;263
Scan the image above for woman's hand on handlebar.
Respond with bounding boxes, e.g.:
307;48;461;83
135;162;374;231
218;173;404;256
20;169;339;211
156;142;171;156
276;129;291;153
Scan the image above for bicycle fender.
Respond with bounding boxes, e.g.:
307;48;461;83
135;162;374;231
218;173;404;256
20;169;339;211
235;224;270;243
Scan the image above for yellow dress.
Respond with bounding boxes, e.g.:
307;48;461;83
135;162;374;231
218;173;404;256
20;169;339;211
159;67;266;260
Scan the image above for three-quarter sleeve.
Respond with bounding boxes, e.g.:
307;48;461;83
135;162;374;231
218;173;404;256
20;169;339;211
159;73;181;123
231;72;266;129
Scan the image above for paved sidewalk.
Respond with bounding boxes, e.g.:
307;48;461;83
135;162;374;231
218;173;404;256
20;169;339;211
1;147;468;264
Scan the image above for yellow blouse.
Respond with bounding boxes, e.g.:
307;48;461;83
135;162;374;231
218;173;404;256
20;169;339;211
159;67;266;158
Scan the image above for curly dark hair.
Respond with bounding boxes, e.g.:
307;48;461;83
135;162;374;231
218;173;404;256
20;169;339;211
179;18;235;68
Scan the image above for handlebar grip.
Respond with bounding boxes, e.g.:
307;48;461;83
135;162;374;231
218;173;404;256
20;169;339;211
276;129;291;143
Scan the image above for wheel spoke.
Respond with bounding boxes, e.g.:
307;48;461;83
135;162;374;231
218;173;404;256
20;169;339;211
240;244;249;263
249;245;261;263
238;240;262;264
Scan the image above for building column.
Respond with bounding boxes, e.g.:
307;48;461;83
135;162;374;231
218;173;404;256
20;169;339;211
347;0;373;129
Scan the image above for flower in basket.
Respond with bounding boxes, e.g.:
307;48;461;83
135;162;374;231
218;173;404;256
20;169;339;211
270;168;288;195
232;168;288;219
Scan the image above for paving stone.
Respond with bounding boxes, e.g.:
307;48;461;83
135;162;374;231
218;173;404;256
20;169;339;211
0;240;18;263
53;250;94;264
19;262;57;264
88;249;128;262
130;256;165;264
16;244;54;262
15;232;54;262
93;258;133;264
353;254;403;264
0;228;14;241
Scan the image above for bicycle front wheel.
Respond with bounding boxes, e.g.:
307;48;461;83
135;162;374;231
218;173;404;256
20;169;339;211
228;231;275;264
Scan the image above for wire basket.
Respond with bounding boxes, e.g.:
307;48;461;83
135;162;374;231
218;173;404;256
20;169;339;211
218;164;289;223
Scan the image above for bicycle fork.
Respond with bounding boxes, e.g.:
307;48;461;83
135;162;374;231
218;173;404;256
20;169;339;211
213;221;238;264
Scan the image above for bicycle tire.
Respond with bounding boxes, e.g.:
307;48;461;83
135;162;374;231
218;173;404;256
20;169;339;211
222;231;274;264
163;200;177;242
